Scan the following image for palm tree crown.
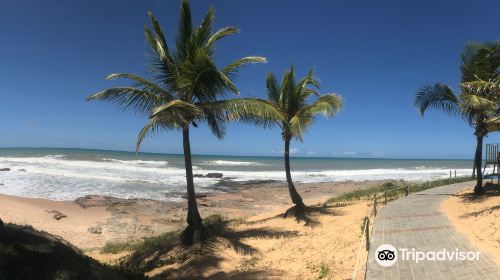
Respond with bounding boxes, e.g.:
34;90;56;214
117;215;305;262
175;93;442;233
88;0;282;147
266;67;343;141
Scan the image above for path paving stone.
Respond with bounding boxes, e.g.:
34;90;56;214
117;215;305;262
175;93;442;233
366;181;500;280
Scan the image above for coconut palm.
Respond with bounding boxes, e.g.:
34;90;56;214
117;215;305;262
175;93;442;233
415;42;499;195
88;0;283;244
265;67;343;216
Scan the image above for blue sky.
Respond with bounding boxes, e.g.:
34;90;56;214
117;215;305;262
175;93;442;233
0;0;499;159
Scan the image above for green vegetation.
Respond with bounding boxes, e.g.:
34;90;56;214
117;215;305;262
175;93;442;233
101;231;180;255
415;42;499;195
326;176;474;204
317;262;330;279
0;223;144;280
87;0;283;245
264;67;343;216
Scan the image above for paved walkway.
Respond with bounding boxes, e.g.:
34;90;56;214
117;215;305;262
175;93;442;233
366;182;500;280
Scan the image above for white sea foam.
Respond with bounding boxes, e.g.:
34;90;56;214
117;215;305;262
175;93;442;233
0;155;475;201
200;160;267;167
198;168;474;183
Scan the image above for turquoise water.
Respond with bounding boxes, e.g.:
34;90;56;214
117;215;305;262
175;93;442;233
0;148;474;201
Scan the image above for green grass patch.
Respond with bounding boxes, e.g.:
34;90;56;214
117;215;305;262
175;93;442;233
101;230;180;254
326;176;474;204
317;262;330;279
101;214;239;255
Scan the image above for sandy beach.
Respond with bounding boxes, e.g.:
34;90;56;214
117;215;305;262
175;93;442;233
442;187;500;267
0;179;385;251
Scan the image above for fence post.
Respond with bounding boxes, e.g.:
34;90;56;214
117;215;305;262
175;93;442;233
455;170;456;178
365;217;370;251
405;186;409;196
373;195;377;216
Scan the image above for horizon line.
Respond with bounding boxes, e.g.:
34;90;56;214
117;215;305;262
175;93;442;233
0;146;475;161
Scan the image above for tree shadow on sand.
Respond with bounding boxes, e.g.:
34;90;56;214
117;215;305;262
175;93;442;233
247;204;342;227
122;214;297;279
457;182;500;203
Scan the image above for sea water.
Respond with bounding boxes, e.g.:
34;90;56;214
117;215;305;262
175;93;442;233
0;148;474;201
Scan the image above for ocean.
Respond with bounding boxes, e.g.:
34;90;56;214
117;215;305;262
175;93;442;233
0;148;474;201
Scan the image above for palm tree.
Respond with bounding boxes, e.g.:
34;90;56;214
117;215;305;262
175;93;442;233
88;0;283;244
265;67;343;216
415;42;499;195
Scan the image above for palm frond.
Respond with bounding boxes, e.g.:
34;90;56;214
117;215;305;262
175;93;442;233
106;73;173;100
222;56;267;77
207;27;238;48
87;87;162;115
204;111;226;139
201;98;285;129
289;110;314;142
414;83;460;116
460;93;497;125
461;42;498;82
192;5;214;47
461;77;500;101
175;0;193;61
147;12;168;50
151;100;203;125
136;117;177;152
144;27;178;92
178;49;234;101
265;73;281;104
303;94;343;117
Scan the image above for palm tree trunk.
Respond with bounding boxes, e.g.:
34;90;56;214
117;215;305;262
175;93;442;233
182;125;204;243
284;139;305;211
473;133;485;195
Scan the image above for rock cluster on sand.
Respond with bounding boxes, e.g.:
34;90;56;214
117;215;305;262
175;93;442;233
45;210;67;220
0;168;10;172
193;172;223;178
88;225;102;234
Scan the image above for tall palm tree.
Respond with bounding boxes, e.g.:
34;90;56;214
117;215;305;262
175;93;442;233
88;0;283;244
265;67;343;216
415;42;499;195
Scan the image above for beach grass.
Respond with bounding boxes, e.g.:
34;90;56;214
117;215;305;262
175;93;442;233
326;176;474;204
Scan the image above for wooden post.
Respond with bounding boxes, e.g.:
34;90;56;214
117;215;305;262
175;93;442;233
384;189;388;205
373;195;377;216
365;217;370;251
426;180;429;188
405;186;409;196
455;170;456;178
449;170;451;183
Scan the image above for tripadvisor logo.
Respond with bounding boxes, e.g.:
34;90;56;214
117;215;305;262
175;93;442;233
375;244;398;267
375;244;481;267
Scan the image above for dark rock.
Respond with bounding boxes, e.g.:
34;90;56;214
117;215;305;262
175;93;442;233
46;210;67;220
18;169;26;172
205;172;223;178
88;225;102;234
0;218;3;227
0;168;10;172
193;174;204;178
